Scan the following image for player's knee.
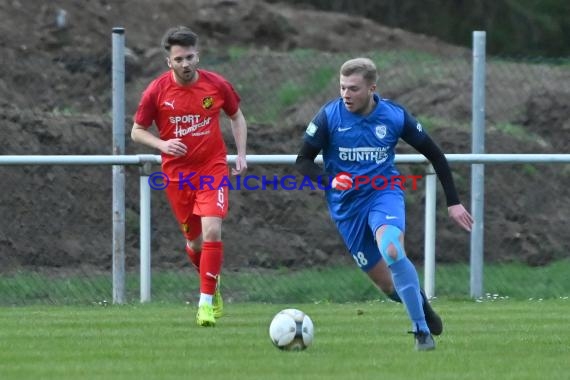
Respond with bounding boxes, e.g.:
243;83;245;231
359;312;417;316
385;243;400;261
378;225;405;266
201;217;223;241
201;226;222;241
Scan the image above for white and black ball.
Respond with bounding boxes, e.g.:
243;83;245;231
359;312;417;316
269;308;314;351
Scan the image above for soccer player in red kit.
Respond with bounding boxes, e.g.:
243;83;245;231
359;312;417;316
131;26;247;327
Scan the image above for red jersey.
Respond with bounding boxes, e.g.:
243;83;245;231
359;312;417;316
134;69;240;181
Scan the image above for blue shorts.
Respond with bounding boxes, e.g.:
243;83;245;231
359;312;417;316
334;191;405;272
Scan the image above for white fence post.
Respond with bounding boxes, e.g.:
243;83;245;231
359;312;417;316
111;27;126;304
140;162;152;303
470;31;486;298
424;165;437;299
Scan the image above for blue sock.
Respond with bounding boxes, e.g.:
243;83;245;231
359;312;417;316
390;258;429;333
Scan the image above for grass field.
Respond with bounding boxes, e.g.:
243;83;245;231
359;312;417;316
3;260;570;305
1;299;568;380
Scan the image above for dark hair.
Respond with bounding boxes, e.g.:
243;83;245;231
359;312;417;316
161;26;199;52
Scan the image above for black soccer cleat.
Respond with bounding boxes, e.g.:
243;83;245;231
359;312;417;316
420;290;443;336
409;329;436;351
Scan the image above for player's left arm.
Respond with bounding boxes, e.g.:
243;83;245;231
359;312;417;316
401;111;473;231
228;107;247;175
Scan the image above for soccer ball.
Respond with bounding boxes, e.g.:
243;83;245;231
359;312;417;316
269;308;314;351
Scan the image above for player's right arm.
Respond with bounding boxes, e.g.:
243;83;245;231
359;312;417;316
131;122;187;157
131;78;187;157
295;108;333;187
295;141;326;181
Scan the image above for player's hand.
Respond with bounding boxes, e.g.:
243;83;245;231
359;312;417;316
232;155;247;175
448;204;474;232
160;138;187;157
332;172;353;190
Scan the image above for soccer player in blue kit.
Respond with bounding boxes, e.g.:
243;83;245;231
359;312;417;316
295;58;473;351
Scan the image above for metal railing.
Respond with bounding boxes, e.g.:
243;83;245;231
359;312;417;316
2;153;569;303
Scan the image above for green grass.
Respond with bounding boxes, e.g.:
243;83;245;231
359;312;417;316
435;261;570;299
0;300;568;380
259;65;337;121
2;260;570;305
205;47;454;124
321;49;439;72
277;67;337;108
492;122;549;146
415;115;471;132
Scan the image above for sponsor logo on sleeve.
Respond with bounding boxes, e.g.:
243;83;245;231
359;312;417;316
306;122;318;137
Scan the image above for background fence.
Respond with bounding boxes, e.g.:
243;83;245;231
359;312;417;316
1;33;569;305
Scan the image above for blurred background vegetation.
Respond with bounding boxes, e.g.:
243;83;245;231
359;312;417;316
268;0;570;57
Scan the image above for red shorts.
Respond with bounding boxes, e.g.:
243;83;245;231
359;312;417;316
164;164;229;240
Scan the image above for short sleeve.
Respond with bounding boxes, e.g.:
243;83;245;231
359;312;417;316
134;84;158;127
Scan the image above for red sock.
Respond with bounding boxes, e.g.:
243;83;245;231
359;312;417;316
200;241;223;295
185;245;201;273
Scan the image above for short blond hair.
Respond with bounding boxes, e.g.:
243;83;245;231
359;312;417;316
340;58;377;85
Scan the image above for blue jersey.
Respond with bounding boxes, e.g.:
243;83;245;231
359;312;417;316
303;93;427;220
